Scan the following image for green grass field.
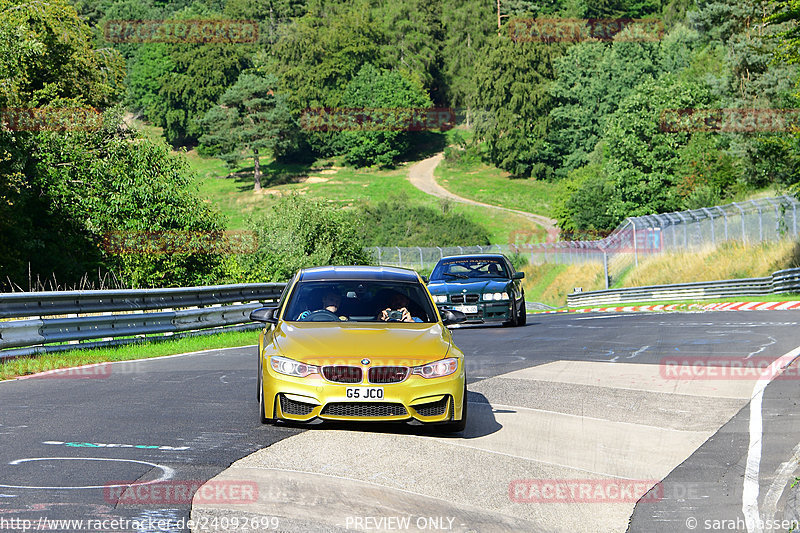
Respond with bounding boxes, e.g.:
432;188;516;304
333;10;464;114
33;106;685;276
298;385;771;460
0;330;258;381
435;158;556;218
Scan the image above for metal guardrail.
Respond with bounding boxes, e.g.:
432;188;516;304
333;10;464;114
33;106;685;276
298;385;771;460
566;267;800;307
0;283;286;359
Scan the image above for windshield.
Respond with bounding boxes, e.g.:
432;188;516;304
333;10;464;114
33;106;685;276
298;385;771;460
283;280;437;323
430;258;509;281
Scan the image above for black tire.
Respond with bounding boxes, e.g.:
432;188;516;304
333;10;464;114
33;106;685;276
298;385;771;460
503;300;519;327
442;384;468;433
258;371;272;424
516;298;527;326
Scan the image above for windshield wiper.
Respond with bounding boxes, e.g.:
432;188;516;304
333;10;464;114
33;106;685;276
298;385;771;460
443;273;469;279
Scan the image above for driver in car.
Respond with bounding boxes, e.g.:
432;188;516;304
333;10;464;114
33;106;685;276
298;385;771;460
379;292;422;323
298;290;347;321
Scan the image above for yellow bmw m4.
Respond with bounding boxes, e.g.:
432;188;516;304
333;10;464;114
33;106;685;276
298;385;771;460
250;266;468;432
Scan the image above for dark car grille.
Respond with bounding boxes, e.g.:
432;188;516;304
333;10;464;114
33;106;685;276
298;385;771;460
368;366;409;384
450;294;479;304
413;397;449;417
321;402;408;417
322;365;362;383
280;395;316;416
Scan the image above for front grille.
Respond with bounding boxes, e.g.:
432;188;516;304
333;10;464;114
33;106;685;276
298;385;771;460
322;365;362;383
321;402;407;417
413;397;449;417
368;366;409;384
450;295;464;303
280;395;316;416
465;294;479;303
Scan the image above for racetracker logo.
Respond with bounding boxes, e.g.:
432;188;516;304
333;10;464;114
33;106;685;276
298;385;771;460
659;356;800;380
27;364;112;380
104;480;258;505
298;107;456;132
102;230;258;255
1;107;102;132
509;479;662;503
659;108;800;133
508;18;663;43
103;19;259;43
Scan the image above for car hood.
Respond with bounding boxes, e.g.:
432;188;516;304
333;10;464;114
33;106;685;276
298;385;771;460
427;279;509;294
272;322;451;365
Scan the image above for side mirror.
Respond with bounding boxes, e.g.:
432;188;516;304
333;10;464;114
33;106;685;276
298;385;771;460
250;306;278;324
441;308;467;326
421;275;429;284
512;271;525;280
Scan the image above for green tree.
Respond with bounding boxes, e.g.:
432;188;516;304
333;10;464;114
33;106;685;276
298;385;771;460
333;63;433;167
241;195;372;282
199;72;300;190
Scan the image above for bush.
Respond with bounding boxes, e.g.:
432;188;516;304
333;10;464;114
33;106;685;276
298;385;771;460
356;195;490;247
239;196;373;282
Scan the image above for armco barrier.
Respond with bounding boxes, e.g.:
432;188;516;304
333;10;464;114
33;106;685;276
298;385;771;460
567;267;800;307
0;283;285;359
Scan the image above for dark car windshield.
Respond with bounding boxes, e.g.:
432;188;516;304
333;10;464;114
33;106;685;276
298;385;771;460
283;280;437;323
430;258;509;281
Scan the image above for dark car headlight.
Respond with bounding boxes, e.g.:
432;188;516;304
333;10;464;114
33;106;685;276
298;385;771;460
482;292;509;301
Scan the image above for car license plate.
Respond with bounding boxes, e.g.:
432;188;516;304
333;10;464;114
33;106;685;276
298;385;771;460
455;305;478;314
345;387;384;400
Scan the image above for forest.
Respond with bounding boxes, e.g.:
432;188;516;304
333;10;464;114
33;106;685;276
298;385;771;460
1;0;798;289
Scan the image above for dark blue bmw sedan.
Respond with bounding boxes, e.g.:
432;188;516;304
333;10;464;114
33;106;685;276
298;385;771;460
426;254;526;326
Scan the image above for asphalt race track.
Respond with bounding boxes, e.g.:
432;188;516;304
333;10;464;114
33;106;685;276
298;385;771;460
1;311;800;532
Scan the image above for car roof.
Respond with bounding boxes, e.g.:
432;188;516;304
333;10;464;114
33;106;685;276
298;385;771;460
298;265;421;282
437;254;509;262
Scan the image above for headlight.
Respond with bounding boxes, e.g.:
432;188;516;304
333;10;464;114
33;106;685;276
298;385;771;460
411;357;459;378
482;292;509;301
433;294;448;303
270;355;318;378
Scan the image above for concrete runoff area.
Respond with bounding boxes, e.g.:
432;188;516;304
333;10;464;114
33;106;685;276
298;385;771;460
191;350;766;532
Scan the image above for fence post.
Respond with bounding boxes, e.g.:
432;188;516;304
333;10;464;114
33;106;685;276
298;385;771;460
377;247;382;265
733;202;747;242
702;208;715;245
436;246;443;261
631;218;639;266
717;206;728;241
417;247;423;269
603;250;609;289
396;246;402;267
753;200;763;242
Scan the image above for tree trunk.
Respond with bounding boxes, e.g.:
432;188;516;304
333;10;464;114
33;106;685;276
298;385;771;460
253;148;262;192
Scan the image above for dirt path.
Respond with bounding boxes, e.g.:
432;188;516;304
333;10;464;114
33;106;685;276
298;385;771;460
407;153;559;232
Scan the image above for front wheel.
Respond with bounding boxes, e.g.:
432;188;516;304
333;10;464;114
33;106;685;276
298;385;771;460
258;371;272;424
441;384;467;433
516;298;527;326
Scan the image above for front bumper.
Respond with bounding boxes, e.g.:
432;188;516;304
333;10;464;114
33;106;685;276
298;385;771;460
436;302;514;323
261;361;466;424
